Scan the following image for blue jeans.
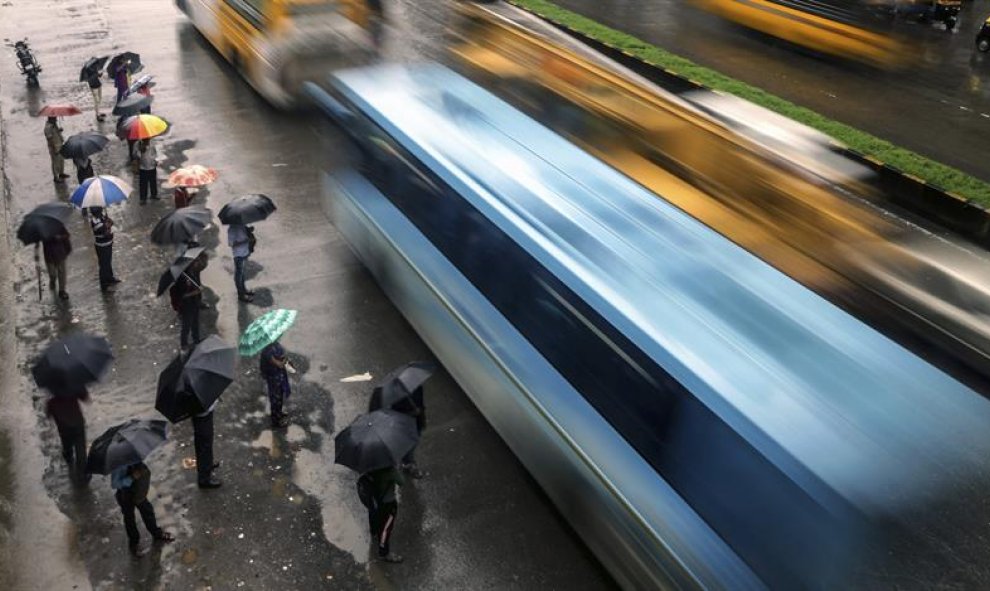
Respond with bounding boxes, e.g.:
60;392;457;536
234;256;248;296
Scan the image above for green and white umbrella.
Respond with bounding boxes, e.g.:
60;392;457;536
239;309;297;356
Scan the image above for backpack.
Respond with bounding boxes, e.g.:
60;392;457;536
246;225;257;254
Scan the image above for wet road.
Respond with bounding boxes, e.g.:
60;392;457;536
555;0;990;182
0;0;613;589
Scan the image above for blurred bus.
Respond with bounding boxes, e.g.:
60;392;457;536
690;0;906;67
175;0;374;107
307;62;990;589
452;3;990;385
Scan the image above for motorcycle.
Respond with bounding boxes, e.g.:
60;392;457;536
8;38;41;86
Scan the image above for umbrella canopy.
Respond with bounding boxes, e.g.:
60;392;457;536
16;202;74;245
79;56;109;81
150;207;212;245
112;93;152;117
60;131;110;159
106;51;142;76
164;165;218;189
239;309;297;356
31;332;113;392
156;246;205;296
127;74;155;96
218;194;277;226
69;175;131;209
37;104;82;118
86;418;167;475
118;114;169;141
156;335;236;423
334;410;419;474
375;362;437;410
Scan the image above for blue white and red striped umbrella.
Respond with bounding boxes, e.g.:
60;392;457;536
69;175;132;208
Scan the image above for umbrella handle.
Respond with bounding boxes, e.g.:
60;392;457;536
181;272;201;289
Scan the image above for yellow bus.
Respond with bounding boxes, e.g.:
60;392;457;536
690;0;906;68
176;0;375;107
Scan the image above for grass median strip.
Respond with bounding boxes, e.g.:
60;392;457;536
508;0;990;206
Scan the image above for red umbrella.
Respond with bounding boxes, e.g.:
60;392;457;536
36;104;82;118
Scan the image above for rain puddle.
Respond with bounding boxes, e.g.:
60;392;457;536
293;447;368;564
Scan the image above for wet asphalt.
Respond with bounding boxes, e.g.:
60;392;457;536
555;0;990;182
0;0;614;589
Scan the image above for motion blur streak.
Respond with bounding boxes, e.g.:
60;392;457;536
451;2;990;392
308;62;990;590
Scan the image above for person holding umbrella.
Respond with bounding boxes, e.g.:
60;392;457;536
241;309;297;428
61;131;108;185
219;195;276;303
172;252;207;350
86;418;174;556
80;56;109;122
137;139;159;203
368;362;436;479
33;333;113;484
112;59;131;103
42;225;71;300
43;116;68;184
165;165;217;210
335;409;419;564
88;206;120;291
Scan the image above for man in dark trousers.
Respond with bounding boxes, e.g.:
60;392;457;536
89;207;120;291
193;399;221;489
357;465;404;563
369;385;426;478
174;255;205;349
111;462;175;557
42;227;71;300
45;387;90;484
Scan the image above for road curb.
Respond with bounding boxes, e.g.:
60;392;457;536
505;0;990;248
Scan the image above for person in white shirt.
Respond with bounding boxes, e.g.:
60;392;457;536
227;223;254;302
137;139;159;203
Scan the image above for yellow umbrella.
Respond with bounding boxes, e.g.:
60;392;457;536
118;113;170;140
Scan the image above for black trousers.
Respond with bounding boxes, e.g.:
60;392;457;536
179;299;200;347
368;501;398;556
95;243;114;289
192;412;214;483
139;168;157;201
55;420;86;480
115;491;161;548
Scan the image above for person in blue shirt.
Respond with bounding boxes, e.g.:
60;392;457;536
260;340;291;428
227;223;254;303
111;462;174;556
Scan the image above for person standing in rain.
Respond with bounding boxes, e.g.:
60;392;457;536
45;387;90;484
111;461;175;557
173;186;194;209
227;223;253;303
43;226;71;300
260;340;292;428
137;139;159;203
113;60;131;103
89;206;120;292
73;155;95;185
369;386;426;479
84;68;106;122
44;117;68;184
357;465;404;563
174;255;205;349
193;398;222;489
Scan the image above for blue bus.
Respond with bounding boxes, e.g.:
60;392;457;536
306;64;990;589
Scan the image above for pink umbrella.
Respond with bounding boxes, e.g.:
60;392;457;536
164;165;219;188
36;104;82;118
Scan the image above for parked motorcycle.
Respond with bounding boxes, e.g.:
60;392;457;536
8;38;41;86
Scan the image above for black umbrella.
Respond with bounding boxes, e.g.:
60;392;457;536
156;335;236;423
112;93;152;117
156;246;205;296
79;56;109;82
16;202;73;245
150;207;212;245
218;194;277;225
86;419;167;475
32;333;113;393
60;131;110;159
106;51;142;76
127;74;155;96
334;410;419;474
374;362;436;410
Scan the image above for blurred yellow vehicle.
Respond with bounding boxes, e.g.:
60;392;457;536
176;0;375;107
690;0;906;67
453;2;990;380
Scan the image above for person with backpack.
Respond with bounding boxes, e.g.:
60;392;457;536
171;254;205;349
357;465;404;563
226;222;254;303
42;226;72;300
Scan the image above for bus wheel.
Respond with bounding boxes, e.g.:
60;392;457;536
978;38;990;53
